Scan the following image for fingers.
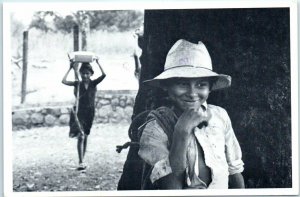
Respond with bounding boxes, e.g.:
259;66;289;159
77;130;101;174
187;107;205;119
183;107;210;125
180;109;203;127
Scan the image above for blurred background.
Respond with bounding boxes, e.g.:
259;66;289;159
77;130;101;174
11;9;144;107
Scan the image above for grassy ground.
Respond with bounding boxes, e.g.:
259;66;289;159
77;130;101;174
13;123;130;192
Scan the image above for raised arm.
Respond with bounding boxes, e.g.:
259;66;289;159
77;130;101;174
94;60;106;85
62;62;77;86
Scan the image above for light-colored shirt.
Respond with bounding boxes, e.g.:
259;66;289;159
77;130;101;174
138;103;244;189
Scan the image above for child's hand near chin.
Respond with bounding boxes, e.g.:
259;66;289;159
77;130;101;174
174;106;211;138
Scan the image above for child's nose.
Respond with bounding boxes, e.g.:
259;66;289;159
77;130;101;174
187;85;198;97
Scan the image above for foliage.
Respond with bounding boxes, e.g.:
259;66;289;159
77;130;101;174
29;11;57;32
53;14;77;33
29;10;144;33
87;10;144;32
10;13;26;57
10;13;25;38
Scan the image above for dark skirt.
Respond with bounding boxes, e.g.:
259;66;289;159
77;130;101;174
69;107;95;138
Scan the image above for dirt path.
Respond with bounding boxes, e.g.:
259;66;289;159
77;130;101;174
13;123;130;192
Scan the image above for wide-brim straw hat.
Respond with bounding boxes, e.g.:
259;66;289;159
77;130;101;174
144;39;231;91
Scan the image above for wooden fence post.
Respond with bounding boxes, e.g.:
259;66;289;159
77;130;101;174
81;31;87;51
73;25;79;51
81;14;89;51
21;31;28;104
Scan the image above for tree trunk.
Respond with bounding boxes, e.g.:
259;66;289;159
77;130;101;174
81;14;90;51
73;25;79;51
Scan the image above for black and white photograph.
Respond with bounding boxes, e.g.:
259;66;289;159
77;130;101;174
3;0;298;196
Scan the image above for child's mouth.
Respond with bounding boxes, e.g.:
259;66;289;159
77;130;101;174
183;100;200;103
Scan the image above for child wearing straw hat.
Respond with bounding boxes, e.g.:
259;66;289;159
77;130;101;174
138;39;245;189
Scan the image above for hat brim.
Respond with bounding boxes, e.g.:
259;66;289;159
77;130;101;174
143;66;231;91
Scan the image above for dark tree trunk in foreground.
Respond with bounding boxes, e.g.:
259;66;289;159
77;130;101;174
133;9;291;188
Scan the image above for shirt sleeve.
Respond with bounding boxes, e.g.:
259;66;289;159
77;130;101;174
138;120;172;183
93;74;106;85
73;81;79;86
223;110;244;175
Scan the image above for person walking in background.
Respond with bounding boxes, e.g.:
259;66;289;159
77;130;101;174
62;61;106;170
138;39;245;189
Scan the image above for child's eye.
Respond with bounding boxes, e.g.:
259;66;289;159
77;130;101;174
177;82;189;86
196;82;209;88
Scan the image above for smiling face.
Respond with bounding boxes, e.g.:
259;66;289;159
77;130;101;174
165;78;211;112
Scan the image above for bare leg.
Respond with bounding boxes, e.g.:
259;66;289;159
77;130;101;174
83;135;88;158
77;133;85;164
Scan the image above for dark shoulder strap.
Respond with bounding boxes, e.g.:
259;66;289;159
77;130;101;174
128;110;152;142
140;106;178;190
93;75;106;86
117;108;177;190
147;106;178;148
